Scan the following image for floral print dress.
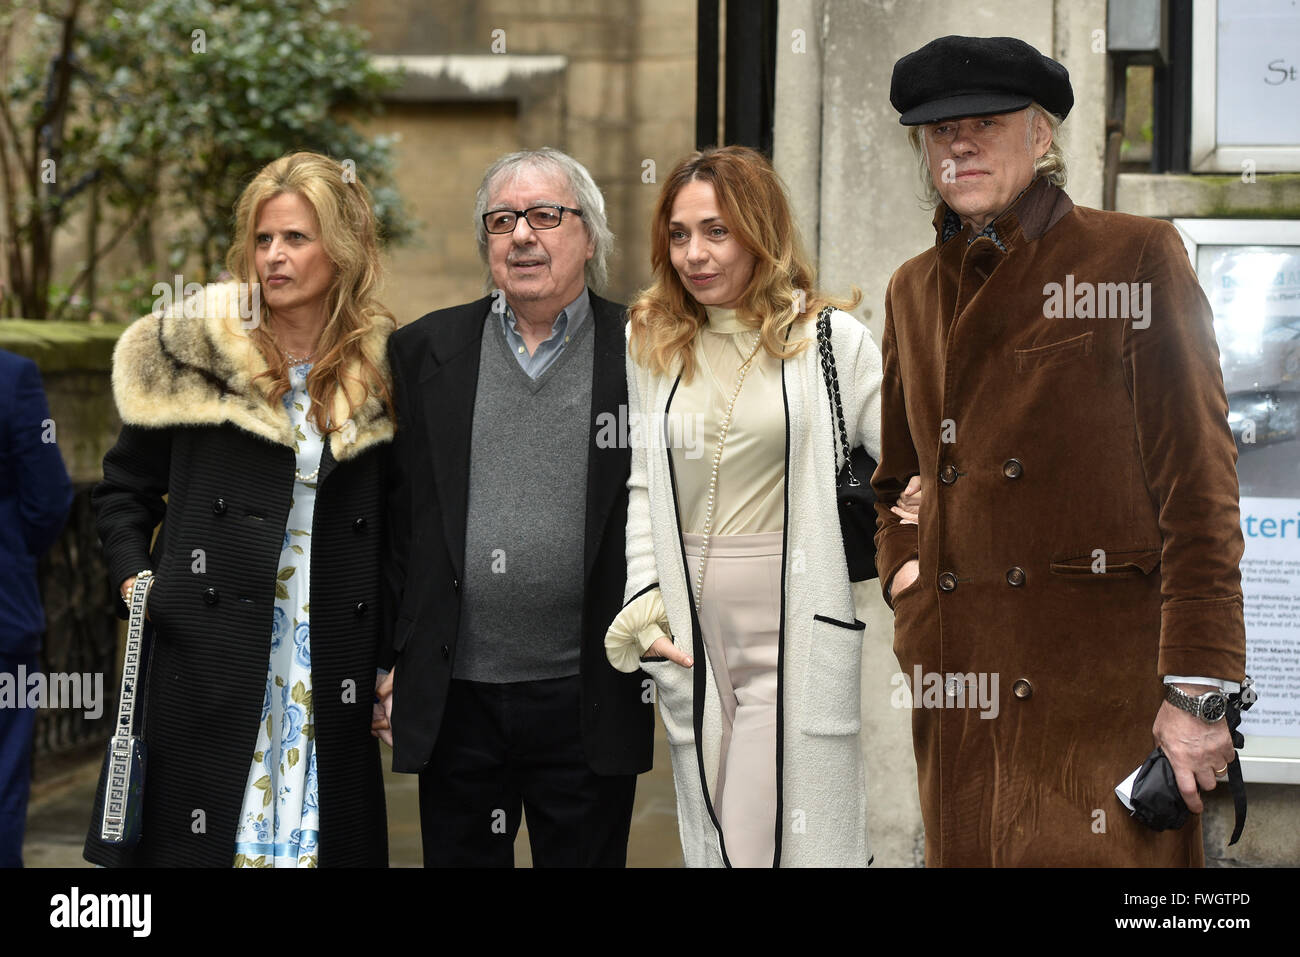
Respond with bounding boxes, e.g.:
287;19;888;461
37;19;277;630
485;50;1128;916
234;361;322;868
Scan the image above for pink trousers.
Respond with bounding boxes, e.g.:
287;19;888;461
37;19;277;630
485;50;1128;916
683;530;783;868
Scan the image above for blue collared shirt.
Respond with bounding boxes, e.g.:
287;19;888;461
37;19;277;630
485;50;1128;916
498;288;592;380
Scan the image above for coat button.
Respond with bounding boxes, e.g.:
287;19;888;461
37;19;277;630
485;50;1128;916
212;497;227;515
452;578;460;593
1003;459;1023;479
353;517;367;532
939;464;958;485
1012;678;1033;699
441;644;450;660
203;587;219;606
1006;566;1026;586
354;601;368;616
938;571;958;592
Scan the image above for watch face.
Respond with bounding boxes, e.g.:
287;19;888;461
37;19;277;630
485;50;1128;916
1202;694;1228;721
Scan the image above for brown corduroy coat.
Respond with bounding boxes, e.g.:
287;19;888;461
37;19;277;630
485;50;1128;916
873;179;1247;867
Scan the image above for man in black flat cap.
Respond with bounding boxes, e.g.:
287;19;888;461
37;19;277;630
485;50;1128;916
873;35;1248;866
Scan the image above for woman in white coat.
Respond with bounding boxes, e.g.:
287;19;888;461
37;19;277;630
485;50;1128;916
605;146;882;867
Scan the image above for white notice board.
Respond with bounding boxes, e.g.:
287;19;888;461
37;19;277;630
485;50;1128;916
1177;218;1300;784
1192;0;1300;171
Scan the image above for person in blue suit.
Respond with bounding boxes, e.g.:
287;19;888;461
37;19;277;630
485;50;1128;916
0;347;73;866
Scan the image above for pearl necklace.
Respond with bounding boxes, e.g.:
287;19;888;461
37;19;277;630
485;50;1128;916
693;331;763;612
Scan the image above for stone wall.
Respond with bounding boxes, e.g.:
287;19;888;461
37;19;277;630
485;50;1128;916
345;0;699;323
1;322;126;768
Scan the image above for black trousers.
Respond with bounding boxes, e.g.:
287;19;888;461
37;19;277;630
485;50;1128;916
418;674;637;867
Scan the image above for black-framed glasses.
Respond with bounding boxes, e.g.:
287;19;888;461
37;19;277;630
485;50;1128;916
482;204;583;234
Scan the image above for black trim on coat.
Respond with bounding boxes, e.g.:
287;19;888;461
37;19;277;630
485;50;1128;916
664;372;733;869
812;613;866;630
622;580;662;609
772;347;790;869
660;340;801;868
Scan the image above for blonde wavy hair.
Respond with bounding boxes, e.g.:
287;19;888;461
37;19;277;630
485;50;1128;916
628;146;859;382
226;151;395;436
907;102;1067;208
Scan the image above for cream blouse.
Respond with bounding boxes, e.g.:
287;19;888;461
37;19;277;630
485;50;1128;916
671;305;786;536
606;305;789;672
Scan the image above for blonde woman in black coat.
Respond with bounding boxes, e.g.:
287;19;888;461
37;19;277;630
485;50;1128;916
84;152;395;867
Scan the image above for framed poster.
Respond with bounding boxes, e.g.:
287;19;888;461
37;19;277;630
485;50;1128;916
1191;0;1300;172
1176;218;1300;783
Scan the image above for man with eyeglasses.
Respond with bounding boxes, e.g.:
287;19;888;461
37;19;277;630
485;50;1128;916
376;148;653;866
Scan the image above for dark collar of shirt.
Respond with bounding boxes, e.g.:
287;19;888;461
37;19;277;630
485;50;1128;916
498;287;592;380
937;178;1047;252
940;208;1007;252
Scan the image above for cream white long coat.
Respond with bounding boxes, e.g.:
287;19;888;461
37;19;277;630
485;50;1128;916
625;309;882;867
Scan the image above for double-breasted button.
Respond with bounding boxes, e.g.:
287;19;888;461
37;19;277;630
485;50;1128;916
440;644;450;661
1002;459;1023;479
939;465;958;485
354;601;368;616
938;571;958;592
1012;678;1033;699
353;517;367;532
212;497;227;515
203;587;219;606
1006;566;1026;587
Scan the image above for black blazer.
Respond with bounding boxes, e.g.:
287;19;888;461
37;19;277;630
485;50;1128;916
382;293;653;776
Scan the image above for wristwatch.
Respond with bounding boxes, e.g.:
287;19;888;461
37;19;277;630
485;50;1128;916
1165;684;1228;722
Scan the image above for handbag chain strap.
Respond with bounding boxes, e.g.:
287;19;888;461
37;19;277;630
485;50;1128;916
116;571;153;739
101;570;153;842
816;307;859;487
693;331;763;613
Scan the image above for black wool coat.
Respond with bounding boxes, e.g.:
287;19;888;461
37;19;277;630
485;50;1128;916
84;283;392;867
382;292;654;776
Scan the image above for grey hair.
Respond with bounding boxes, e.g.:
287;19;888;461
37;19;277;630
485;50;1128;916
906;102;1067;208
474;147;614;292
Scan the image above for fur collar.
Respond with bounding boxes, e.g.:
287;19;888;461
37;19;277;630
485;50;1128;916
111;282;395;461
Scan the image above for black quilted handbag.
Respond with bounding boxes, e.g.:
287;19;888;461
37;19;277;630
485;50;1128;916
816;307;879;582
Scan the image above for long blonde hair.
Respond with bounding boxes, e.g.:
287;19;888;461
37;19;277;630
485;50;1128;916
226;151;394;435
628;146;859;382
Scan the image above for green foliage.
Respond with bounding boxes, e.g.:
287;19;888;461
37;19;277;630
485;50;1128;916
2;0;412;316
89;0;412;275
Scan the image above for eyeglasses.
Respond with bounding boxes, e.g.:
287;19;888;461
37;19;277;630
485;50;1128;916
483;204;583;234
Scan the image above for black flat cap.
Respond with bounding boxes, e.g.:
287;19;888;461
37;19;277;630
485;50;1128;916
891;35;1073;126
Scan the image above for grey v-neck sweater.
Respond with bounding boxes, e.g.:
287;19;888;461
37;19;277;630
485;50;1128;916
453;313;594;682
